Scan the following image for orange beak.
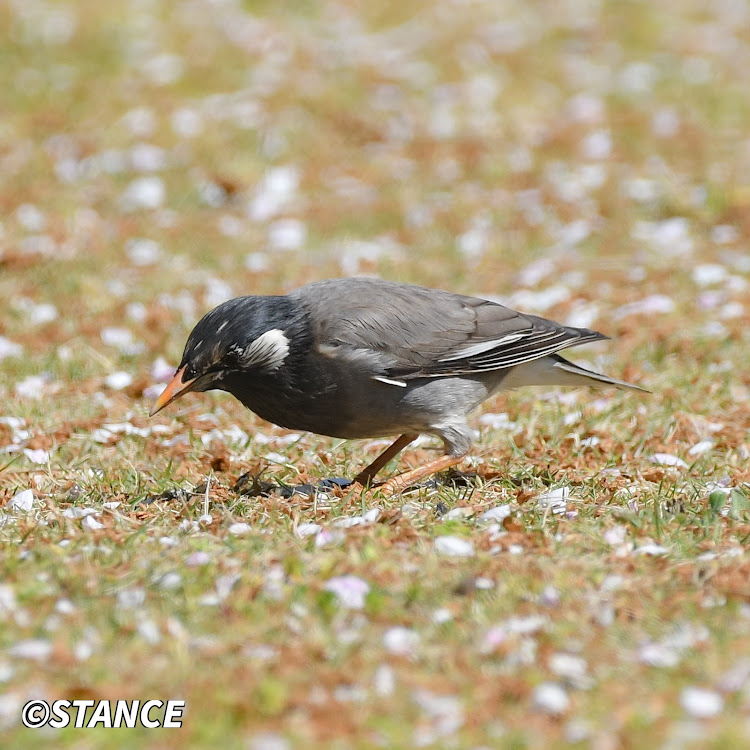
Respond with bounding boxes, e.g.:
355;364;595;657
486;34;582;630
149;366;198;416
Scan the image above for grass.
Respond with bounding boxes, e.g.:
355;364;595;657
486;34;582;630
2;0;750;747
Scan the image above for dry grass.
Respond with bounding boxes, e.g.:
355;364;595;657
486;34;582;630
2;0;750;747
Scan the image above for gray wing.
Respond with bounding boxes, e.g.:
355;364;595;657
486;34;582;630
293;278;607;383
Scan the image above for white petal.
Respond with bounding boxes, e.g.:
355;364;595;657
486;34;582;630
680;687;723;718
533;682;570;715
8;639;52;661
8;489;34;512
228;522;251;536
651;453;688;469
324;575;370;609
82;515;104;530
434;536;475;558
383;626;420;656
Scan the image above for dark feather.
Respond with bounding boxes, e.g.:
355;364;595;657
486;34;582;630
293;279;607;382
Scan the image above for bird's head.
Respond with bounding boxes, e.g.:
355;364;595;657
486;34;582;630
149;295;293;416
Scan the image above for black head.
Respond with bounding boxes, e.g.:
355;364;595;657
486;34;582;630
150;295;297;415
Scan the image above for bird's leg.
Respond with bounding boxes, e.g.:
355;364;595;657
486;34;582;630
378;454;463;496
353;433;418;487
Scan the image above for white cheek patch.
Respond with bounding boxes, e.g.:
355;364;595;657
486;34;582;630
240;328;290;371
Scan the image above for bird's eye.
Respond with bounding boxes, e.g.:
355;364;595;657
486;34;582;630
224;347;242;366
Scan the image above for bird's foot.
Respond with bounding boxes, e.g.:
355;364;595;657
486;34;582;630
277;477;353;498
234;472;354;499
375;455;463;496
422;468;477;489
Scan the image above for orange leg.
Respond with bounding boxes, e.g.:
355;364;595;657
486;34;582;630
378;454;463;495
353;433;418;487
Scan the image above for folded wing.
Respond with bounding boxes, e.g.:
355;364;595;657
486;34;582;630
296;279;607;383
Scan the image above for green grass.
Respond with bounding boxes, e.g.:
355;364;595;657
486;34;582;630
2;0;750;747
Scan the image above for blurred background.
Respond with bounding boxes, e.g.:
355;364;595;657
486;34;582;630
3;1;750;747
2;0;748;389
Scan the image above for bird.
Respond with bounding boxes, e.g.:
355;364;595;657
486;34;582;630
150;277;646;493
